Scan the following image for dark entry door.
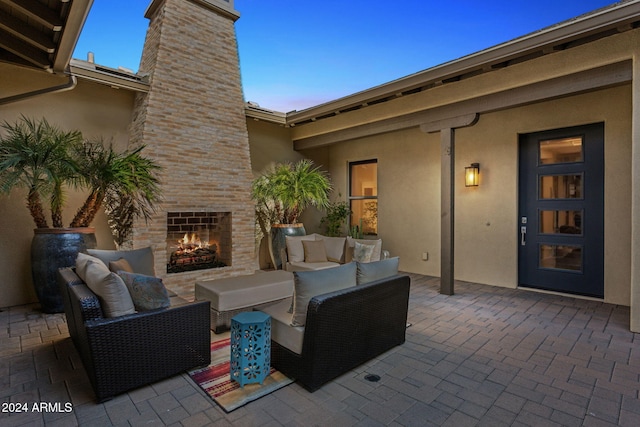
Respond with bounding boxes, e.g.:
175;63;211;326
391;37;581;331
518;123;604;298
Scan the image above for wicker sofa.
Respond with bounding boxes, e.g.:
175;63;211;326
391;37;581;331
57;267;211;402
263;268;410;391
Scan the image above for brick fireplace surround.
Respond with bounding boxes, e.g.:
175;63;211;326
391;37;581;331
128;0;255;296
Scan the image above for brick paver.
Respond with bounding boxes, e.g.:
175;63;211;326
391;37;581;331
1;274;639;426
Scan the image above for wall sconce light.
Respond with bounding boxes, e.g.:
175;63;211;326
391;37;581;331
465;163;480;187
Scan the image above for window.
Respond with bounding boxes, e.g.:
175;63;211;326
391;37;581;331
349;160;378;235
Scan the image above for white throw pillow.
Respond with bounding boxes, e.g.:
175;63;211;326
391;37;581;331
354;241;375;262
345;237;382;263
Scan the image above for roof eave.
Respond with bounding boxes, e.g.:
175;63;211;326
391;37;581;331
69;58;150;92
286;0;640;125
52;0;94;73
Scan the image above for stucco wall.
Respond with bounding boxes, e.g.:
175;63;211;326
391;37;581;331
0;64;137;308
307;84;631;305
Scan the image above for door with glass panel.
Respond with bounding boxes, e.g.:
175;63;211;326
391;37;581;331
518;123;604;298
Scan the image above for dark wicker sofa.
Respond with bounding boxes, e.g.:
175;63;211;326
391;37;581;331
57;267;211;402
270;274;410;391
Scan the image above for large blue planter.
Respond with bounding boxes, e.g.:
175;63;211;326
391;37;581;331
31;228;97;313
269;223;305;270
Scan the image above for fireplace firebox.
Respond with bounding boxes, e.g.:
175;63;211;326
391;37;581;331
166;212;231;273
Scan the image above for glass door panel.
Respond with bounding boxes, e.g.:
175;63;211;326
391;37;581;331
539;136;583;164
539;174;582;199
539;244;582;272
539;210;582;235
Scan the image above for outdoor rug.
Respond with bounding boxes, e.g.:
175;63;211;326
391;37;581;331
188;337;294;413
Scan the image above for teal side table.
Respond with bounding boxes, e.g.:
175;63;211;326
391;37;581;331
230;311;271;387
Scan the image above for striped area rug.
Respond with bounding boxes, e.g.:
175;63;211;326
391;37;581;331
188;337;294;413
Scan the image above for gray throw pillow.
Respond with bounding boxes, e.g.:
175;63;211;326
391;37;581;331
291;263;357;327
76;252;107;281
83;259;136;318
117;271;170;311
357;257;399;285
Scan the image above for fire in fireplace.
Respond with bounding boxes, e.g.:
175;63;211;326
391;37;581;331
166;212;231;273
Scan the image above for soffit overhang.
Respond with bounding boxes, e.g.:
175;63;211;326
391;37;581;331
0;0;93;74
69;58;150;92
285;0;640;127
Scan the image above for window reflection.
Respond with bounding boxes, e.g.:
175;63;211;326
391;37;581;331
539;175;582;199
539;137;583;164
540;211;582;235
349;160;378;235
540;244;582;271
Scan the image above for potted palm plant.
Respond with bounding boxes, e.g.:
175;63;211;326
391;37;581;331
252;159;331;269
0;117;161;313
320;195;351;237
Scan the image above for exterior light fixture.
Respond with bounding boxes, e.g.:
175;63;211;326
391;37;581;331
465;163;480;187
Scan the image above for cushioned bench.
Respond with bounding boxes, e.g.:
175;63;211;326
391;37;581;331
195;270;294;333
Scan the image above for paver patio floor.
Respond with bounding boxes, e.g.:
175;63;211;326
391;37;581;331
1;273;639;426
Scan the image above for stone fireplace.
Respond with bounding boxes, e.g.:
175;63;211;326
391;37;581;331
166;211;232;273
128;0;255;296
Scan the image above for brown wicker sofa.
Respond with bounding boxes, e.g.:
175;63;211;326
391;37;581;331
57;267;211;402
267;273;410;391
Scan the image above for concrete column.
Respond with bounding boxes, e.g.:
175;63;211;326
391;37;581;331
441;128;455;295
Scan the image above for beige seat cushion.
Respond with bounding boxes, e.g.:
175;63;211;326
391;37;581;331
195;270;293;312
260;298;304;355
291;263;357;327
356;257;400;285
286;261;340;272
317;236;346;263
87;247;155;276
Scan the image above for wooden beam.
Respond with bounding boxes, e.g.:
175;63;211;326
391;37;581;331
0;28;50;69
5;0;64;30
293;61;632;150
440;128;455;295
0;9;55;52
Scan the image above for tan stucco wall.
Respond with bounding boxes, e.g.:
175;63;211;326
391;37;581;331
247;119;299;173
306;84;631;306
0;64;136;308
455;86;631;305
1;27;636;312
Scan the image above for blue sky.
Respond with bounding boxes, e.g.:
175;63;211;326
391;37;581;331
73;0;619;112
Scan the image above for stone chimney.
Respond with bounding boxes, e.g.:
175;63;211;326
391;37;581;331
129;0;255;296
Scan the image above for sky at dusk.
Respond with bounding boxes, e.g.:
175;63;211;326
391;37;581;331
73;0;621;113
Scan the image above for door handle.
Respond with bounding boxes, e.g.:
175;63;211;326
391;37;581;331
520;226;527;246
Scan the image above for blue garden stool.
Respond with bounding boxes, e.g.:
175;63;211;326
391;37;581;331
230;311;271;387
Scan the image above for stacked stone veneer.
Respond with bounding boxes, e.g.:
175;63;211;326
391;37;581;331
129;0;255;296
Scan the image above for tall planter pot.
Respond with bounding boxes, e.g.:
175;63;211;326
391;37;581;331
270;223;305;270
31;227;97;313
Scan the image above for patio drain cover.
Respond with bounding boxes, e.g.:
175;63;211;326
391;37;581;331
364;374;381;382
